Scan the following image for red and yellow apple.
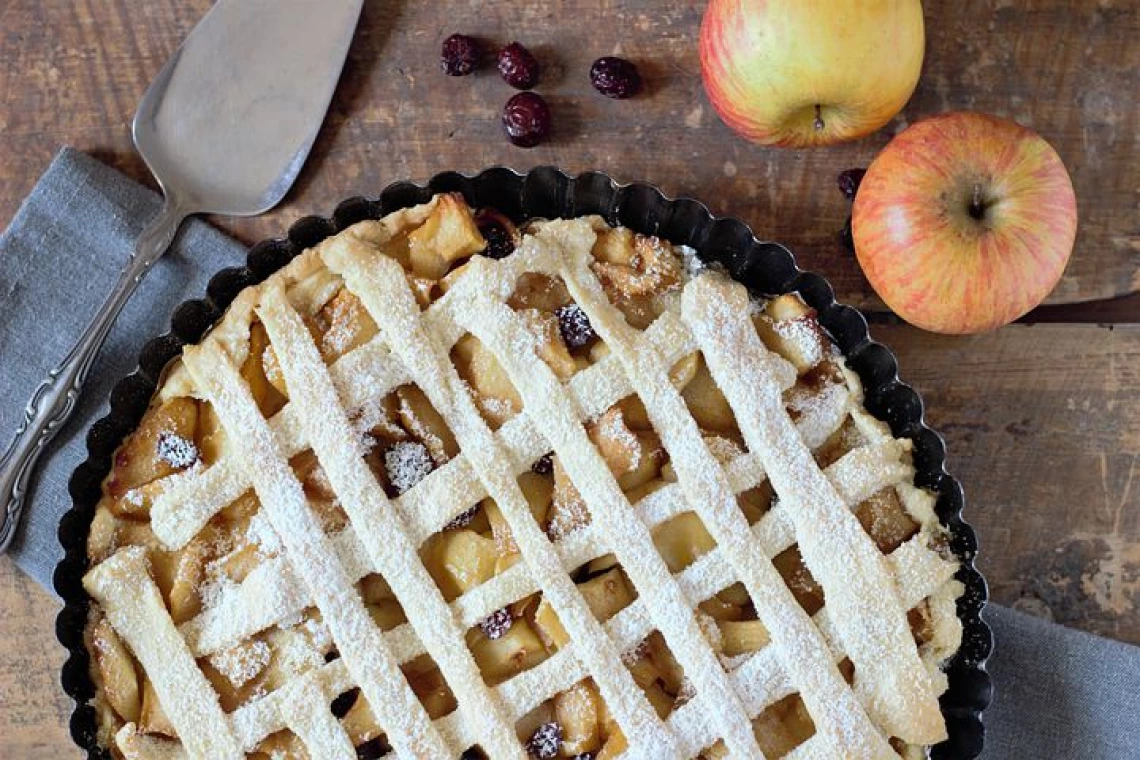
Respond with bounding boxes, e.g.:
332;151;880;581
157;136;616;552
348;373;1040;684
852;112;1078;334
699;0;925;147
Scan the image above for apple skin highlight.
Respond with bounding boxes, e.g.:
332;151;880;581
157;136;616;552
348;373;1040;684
699;0;925;147
852;112;1078;334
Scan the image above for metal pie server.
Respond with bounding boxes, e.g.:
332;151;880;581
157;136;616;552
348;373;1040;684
0;0;363;552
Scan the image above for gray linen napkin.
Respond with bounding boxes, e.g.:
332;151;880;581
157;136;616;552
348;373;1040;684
0;147;246;575
983;606;1140;758
2;148;1138;758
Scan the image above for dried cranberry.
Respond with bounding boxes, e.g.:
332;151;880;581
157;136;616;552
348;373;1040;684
476;209;518;259
837;168;867;201
384;441;434;495
156;432;199;469
329;689;358;718
441;34;480;76
502;92;552;148
497;42;540;90
443;505;479;530
480;221;515;259
589;56;642;99
525;722;563;758
478;608;514;640
556;303;595;349
357;740;389;760
531;453;554;475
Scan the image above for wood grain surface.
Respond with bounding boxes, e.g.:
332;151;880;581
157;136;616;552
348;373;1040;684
0;557;74;757
0;1;1137;309
1;1;1138;757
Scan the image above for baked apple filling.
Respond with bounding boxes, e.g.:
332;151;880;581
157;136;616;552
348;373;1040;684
82;194;961;759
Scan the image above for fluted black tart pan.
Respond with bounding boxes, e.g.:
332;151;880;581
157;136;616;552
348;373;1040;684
55;166;992;759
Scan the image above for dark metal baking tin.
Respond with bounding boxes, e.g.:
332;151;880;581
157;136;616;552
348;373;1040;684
55;166;992;759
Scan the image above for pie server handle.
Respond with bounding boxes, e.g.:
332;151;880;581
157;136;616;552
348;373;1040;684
0;203;186;553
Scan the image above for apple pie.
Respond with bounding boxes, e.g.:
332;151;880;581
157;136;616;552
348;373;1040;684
81;193;963;759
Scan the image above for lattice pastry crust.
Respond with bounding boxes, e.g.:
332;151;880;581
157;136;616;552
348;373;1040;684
82;194;963;760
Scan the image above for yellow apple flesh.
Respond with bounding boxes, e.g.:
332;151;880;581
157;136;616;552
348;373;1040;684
700;0;925;147
852;112;1078;334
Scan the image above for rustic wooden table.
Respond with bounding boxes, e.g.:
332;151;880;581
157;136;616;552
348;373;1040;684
1;1;1137;756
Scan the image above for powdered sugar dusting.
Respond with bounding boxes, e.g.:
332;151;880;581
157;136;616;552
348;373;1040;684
443;504;479;530
555;303;595;349
157;431;200;469
679;244;707;280
396;392;449;464
246;509;283;556
592;407;641;471
703;435;744;465
793;384;851;452
321;316;356;358
772;317;825;369
351;397;405;452
83;548;246;756
199;573;239;615
184;324;455;756
147;280;691;553
525;721;563;758
675;677;697;706
545;495;589;541
621;639;650;667
88;206;961;758
684;274;945;750
297;616;332;653
210;640;271;688
696;611;722;653
385;441;434;494
270;624;326;676
478;607;514;640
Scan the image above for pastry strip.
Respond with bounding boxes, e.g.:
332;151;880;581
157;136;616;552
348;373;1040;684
276;673;357;760
166;221;953;753
150;308;692;551
87;202;962;758
324;237;680;758
257;279;523;759
184;340;451;758
84;547;244;759
685;273;945;744
540;220;894;758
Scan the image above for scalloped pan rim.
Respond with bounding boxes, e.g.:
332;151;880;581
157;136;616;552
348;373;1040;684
54;166;992;760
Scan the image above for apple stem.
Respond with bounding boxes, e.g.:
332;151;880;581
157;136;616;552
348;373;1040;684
813;104;825;131
969;183;986;220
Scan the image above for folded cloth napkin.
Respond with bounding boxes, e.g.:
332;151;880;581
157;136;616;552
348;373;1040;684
0;148;247;575
2;148;1139;758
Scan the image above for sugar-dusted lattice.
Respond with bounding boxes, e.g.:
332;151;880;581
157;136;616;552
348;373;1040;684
83;195;961;760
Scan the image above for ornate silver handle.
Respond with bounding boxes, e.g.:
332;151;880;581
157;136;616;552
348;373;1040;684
0;201;188;552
